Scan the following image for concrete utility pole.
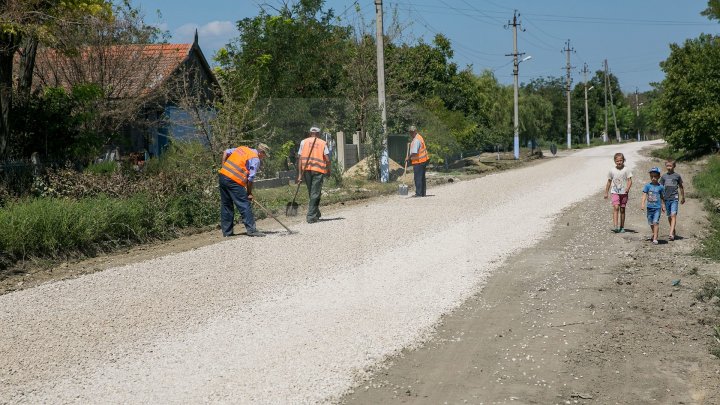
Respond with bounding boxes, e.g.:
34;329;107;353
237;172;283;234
374;0;389;183
606;60;620;142
583;63;591;146
506;10;524;160
603;59;609;142
635;87;641;142
563;40;574;149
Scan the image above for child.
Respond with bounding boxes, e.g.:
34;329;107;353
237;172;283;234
604;152;633;233
640;167;666;245
659;160;685;240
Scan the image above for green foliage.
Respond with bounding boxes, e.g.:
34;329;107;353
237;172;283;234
701;0;720;20
650;146;688;162
217;0;350;100
84;161;118;176
0;142;220;268
694;156;720;260
695;156;720;199
658;34;720;152
11;84;106;161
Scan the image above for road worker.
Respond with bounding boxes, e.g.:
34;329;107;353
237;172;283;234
407;125;429;197
218;143;271;237
296;126;331;223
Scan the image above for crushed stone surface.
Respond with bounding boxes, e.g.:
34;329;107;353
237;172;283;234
0;142;656;404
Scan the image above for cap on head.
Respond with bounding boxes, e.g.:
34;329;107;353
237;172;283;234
648;167;661;174
309;126;321;133
257;143;271;157
408;125;417;132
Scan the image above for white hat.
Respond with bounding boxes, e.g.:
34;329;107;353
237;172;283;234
309;126;321;133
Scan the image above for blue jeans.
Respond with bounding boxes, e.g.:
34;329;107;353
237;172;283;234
665;199;679;216
413;162;427;197
219;174;256;236
646;207;661;225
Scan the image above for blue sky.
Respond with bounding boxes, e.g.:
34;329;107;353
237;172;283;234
138;0;718;92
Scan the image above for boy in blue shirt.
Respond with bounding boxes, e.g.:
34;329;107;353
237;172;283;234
640;167;666;245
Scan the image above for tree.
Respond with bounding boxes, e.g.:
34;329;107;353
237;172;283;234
519;92;552;146
0;0;111;158
658;34;720;152
701;0;720;20
522;77;565;143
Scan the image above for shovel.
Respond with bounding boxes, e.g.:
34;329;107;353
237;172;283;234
398;142;410;195
286;136;318;216
254;199;295;235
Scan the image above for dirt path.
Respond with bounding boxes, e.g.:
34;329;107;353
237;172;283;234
1;141;718;403
342;156;720;404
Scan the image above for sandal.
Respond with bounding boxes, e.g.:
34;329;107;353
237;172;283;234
668;235;675;241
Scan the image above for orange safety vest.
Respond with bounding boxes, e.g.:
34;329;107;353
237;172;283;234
299;137;329;174
410;134;429;165
218;146;257;187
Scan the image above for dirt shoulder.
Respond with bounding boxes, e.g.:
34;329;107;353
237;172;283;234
342;158;720;404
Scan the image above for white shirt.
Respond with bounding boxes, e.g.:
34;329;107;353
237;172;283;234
608;166;633;194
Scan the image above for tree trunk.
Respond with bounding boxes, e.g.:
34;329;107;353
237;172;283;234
17;35;38;105
0;32;19;159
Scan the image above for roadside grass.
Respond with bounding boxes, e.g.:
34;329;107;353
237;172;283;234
651;145;707;162
0;174;400;270
693;154;720;358
694;155;720;260
0;192;217;267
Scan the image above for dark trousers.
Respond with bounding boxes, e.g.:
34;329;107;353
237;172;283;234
413;162;427;196
303;171;324;222
219;174;256;236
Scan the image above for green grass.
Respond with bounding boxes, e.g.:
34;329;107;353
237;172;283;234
0;176;401;269
694;156;720;260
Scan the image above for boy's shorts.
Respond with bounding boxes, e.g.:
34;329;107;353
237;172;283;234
647;208;661;225
611;193;628;207
665;199;679;216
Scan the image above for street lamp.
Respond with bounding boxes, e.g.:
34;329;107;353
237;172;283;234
513;55;532;159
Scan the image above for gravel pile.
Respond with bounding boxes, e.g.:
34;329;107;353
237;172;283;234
0;142;654;404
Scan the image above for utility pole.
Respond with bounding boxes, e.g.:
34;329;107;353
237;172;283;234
603;59;609;142
506;10;524;160
603;60;621;142
374;0;389;182
583;63;590;146
563;40;574;149
635;87;641;142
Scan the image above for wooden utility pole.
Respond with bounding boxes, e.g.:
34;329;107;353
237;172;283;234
563;40;574;149
583;63;591;146
374;0;389;182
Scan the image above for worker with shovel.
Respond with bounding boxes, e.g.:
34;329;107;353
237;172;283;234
218;143;271;237
296;126;331;223
407;125;429;197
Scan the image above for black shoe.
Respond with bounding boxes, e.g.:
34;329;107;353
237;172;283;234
223;233;236;237
307;218;318;224
247;230;266;237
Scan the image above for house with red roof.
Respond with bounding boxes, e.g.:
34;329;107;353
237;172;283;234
27;31;220;158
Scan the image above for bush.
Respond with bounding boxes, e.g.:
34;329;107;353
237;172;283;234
694;156;720;259
0;142;221;269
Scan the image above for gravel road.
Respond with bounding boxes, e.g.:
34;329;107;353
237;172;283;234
0;141;657;404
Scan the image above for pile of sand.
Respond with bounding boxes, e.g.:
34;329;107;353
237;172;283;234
343;156;404;179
